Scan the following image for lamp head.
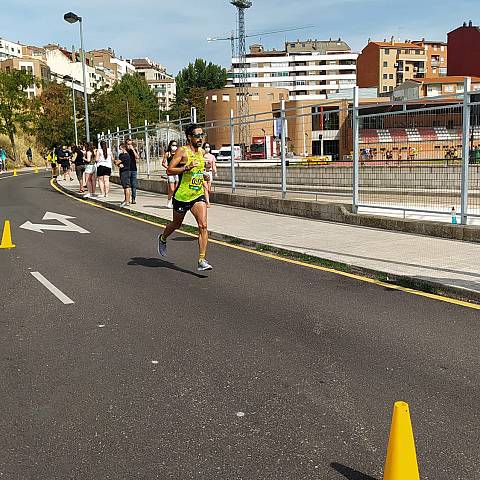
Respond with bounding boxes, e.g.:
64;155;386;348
64;12;81;24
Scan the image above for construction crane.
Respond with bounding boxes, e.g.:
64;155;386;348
208;18;314;151
230;0;252;153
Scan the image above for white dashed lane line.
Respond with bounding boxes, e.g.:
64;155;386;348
30;271;74;305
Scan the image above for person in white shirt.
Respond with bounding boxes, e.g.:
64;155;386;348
96;140;113;198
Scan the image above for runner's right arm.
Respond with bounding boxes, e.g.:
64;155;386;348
166;148;196;175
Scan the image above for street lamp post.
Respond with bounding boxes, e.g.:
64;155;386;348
64;12;90;143
64;75;78;145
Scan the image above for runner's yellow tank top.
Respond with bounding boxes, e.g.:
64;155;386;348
174;147;205;202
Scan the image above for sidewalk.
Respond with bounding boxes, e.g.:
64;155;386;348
57;177;480;300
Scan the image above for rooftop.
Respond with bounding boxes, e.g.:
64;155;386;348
411;76;480;84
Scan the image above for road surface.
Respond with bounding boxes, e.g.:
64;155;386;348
1;172;479;479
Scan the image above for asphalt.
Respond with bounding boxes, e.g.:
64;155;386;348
0;172;479;480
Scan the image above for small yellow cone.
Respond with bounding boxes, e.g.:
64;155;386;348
13;168;17;177
384;401;420;480
0;220;16;249
34;166;39;174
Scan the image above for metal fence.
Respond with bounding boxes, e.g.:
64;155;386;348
101;78;480;224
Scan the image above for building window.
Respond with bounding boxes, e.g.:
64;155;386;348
441;45;445;52
383;61;388;67
384;49;390;54
211;95;217;102
222;94;230;102
251;94;260;101
383;74;388;79
383;86;388;92
389;74;394;79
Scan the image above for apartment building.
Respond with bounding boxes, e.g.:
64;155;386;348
357;39;428;94
90;48;136;80
413;40;447;77
0;55;50;97
448;21;480;77
393;76;480;101
44;45;116;94
229;39;358;101
129;58;176;111
0;37;23;61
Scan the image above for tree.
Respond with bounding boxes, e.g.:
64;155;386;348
172;59;227;122
0;70;39;163
36;82;82;148
89;74;159;135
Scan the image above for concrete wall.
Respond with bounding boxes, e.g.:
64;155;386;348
110;174;480;243
215;164;480;191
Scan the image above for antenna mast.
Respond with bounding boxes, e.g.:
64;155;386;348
231;0;252;154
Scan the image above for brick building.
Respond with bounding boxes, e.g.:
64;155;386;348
357;39;428;94
447;21;480;77
413;40;447;77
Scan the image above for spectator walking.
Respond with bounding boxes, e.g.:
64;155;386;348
73;145;86;193
126;138;139;204
96;140;113;198
26;147;33;164
203;142;217;207
162;140;179;208
84;143;97;198
114;143;132;207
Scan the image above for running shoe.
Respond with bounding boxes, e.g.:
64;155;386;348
120;201;127;208
83;193;91;198
197;259;213;271
167;200;173;209
157;235;167;256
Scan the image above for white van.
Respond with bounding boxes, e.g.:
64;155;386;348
216;145;242;162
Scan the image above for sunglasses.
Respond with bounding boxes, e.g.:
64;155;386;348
191;133;206;139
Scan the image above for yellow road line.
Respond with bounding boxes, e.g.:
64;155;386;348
51;179;480;311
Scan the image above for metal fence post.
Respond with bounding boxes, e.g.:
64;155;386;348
97;133;101;148
116;127;120;154
145;119;151;179
280;99;287;198
352;86;360;214
191;107;197;124
230;109;236;193
166;114;170;147
107;129;112;151
461;77;472;225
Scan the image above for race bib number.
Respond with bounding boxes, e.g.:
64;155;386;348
189;172;204;191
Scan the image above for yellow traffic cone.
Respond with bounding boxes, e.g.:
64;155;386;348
0;220;16;249
34;166;39;174
384;401;420;480
13;168;17;177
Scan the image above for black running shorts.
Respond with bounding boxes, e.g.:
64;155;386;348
172;195;206;214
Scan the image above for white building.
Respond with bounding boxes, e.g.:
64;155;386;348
230;39;358;101
129;58;176;111
0;37;23;61
44;45;116;95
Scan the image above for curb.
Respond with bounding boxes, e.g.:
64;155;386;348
53;180;480;307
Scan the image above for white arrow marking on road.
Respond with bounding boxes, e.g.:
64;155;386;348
19;212;90;234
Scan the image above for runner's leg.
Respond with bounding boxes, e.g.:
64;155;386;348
162;210;186;240
190;201;208;260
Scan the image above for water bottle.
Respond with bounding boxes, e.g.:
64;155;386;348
451;207;458;225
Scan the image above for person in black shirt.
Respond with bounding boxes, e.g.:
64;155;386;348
73;145;86;192
114;143;132;207
125;138;140;204
58;145;73;181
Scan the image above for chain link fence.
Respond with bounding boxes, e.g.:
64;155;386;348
101;80;480;224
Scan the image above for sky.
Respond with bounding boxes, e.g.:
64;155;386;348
1;0;479;74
